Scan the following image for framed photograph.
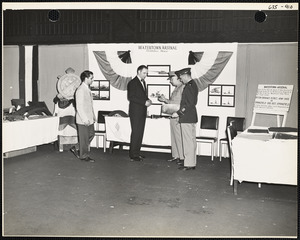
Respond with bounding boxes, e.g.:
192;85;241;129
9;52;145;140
208;85;221;95
91;80;111;100
90;80;100;90
221;96;235;107
91;90;100;100
208;84;235;107
222;85;235;96
147;65;170;77
208;96;221;106
99;91;110;100
99;80;110;91
147;84;170;105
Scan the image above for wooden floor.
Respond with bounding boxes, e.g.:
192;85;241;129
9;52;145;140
3;144;298;237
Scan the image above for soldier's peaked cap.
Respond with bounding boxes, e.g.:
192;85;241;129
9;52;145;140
175;67;191;77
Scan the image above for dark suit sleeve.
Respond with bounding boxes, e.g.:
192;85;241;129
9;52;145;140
177;83;197;117
127;79;148;106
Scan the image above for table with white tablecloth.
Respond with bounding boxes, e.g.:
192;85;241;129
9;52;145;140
232;127;297;194
105;116;171;150
3;116;59;154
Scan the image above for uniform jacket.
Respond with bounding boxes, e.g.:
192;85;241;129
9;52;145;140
169;83;185;104
177;79;198;123
75;82;96;125
127;76;149;117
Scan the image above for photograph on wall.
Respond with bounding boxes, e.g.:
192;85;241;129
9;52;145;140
90;80;100;90
208;96;221;106
147;65;170;77
208;84;235;107
99;91;110;100
99;80;110;91
222;85;235;96
147;84;170;105
91;90;100;100
221;96;235;107
208;85;222;95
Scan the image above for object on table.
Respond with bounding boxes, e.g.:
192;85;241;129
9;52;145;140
247;128;269;134
268;127;298;132
272;132;298;139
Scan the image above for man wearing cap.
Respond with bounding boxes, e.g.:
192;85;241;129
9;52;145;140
158;71;185;164
172;68;198;170
127;65;152;161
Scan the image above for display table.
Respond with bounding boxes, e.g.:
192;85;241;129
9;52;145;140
105;116;171;149
232;127;297;194
3;116;59;155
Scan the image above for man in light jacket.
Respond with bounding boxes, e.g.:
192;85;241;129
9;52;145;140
71;70;96;162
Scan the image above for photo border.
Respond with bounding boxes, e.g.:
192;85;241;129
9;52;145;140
147;84;171;105
147;65;171;77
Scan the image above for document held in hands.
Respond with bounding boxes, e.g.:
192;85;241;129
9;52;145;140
161;104;180;115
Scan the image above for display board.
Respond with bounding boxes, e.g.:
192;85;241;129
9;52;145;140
254;84;293;112
251;84;293;127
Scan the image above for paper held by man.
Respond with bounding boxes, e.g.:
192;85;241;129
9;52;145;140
161;104;180;115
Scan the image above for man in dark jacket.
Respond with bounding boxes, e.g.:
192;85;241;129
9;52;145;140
127;65;152;161
172;68;198;170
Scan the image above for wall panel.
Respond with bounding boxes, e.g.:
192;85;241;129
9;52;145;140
236;43;298;128
3;46;19;108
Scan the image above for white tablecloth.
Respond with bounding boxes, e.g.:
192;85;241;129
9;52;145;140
232;129;297;185
105;116;171;146
3;116;59;153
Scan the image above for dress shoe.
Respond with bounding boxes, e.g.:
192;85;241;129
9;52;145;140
130;157;143;162
178;166;196;171
80;156;95;163
177;159;184;166
167;157;179;162
70;146;80;158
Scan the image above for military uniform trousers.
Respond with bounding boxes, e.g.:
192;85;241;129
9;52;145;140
180;123;197;167
170;118;184;160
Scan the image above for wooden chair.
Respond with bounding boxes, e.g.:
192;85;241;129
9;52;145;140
95;110;111;152
219;117;245;161
196;115;219;161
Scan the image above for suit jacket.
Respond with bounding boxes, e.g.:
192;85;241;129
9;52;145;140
127;76;149;117
177;79;198;123
75;82;96;125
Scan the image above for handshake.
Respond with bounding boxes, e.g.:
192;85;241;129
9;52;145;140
145;99;152;107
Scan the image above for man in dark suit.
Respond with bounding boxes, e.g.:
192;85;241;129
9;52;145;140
127;65;152;161
172;68;198;170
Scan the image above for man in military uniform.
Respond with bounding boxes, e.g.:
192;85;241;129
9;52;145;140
158;71;185;163
172;68;198;170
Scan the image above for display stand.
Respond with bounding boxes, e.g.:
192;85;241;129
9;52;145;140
250;109;288;127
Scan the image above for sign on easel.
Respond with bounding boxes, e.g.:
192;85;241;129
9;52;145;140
254;84;293;112
251;84;293;127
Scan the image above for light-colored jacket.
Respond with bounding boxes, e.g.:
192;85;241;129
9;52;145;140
75;82;96;125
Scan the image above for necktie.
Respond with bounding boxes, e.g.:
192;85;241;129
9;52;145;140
141;79;146;91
